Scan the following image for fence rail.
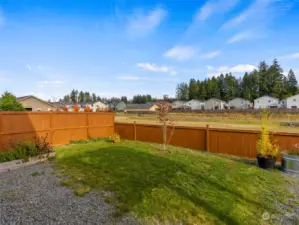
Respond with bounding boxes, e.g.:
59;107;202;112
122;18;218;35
115;122;299;159
0;112;115;151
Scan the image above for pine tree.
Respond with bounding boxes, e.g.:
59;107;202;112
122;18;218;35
188;79;198;100
79;91;84;103
287;69;298;95
258;61;270;96
70;89;78;103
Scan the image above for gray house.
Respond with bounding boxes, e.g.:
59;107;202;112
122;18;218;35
204;98;227;110
254;95;281;109
116;101;126;111
228;98;252;109
184;99;205;110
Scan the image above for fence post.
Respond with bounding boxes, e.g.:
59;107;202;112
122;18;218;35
86;112;89;139
206;125;210;152
134;121;137;141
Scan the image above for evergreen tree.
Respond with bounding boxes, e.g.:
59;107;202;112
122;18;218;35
92;93;97;102
79;91;84;103
287;69;298;95
258;61;270;96
70;89;78;103
188;79;198;100
121;96;128;103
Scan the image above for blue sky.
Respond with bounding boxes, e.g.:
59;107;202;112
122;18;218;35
1;0;299;100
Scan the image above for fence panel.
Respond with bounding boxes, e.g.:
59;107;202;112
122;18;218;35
115;122;299;160
0;112;114;151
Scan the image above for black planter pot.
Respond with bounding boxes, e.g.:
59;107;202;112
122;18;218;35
257;155;276;169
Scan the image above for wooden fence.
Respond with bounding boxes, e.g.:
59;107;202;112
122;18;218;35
0;112;114;151
115;122;299;159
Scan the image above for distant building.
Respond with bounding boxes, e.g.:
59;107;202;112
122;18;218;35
172;101;191;111
116;101;126;111
283;94;299;109
228;98;252;109
126;103;159;113
204;98;228;110
17;95;56;111
184;99;204;110
254;95;281;109
93;101;107;111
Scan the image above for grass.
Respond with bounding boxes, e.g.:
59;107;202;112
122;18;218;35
54;140;299;224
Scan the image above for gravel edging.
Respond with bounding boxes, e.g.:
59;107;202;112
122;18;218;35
271;172;299;224
0;162;138;225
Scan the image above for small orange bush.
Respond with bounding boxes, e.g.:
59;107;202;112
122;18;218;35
73;104;80;112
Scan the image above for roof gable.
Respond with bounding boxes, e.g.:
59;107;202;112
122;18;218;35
254;95;279;101
17;95;55;108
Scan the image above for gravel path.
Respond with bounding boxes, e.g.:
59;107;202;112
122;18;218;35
0;162;138;225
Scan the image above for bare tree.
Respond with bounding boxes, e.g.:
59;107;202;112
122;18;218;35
156;102;175;151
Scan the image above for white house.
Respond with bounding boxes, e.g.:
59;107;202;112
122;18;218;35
184;99;204;110
93;101;107;111
284;94;299;109
172;101;186;110
204;98;228;110
254;95;281;109
228;98;252;109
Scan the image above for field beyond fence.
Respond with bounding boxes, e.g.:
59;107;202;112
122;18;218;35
0;112;115;151
115;122;299;160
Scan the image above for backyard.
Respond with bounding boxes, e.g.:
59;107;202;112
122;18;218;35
1;139;299;224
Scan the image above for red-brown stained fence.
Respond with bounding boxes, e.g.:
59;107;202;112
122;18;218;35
0;112;114;151
115;122;299;159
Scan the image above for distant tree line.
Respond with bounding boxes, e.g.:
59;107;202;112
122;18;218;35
60;90;128;104
176;59;298;102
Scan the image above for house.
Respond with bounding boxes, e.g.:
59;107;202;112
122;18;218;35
184;99;204;110
171;100;191;111
284;94;299;109
17;95;56;111
116;101;126;111
125;103;159;113
204;98;228;110
93;101;107;111
228;98;252;109
254;95;281;109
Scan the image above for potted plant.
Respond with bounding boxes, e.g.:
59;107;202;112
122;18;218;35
281;150;299;174
256;124;280;169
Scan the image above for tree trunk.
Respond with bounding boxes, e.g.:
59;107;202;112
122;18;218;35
162;123;167;151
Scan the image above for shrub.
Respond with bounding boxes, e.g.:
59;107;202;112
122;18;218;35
109;133;120;143
33;135;53;155
0;141;37;163
0;136;53;163
257;124;279;158
84;105;92;112
73;104;80;112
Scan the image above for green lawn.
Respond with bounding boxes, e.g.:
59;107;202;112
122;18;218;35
54;140;298;225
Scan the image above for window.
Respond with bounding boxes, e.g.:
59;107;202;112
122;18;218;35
268;100;271;103
293;99;296;102
257;100;259;103
292;106;297;109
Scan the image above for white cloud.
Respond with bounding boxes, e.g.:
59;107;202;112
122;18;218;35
116;75;147;81
280;52;299;60
227;31;253;44
164;46;197;61
201;50;221;59
229;64;256;73
195;0;239;21
137;62;177;75
207;64;257;77
127;8;167;37
26;64;32;71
